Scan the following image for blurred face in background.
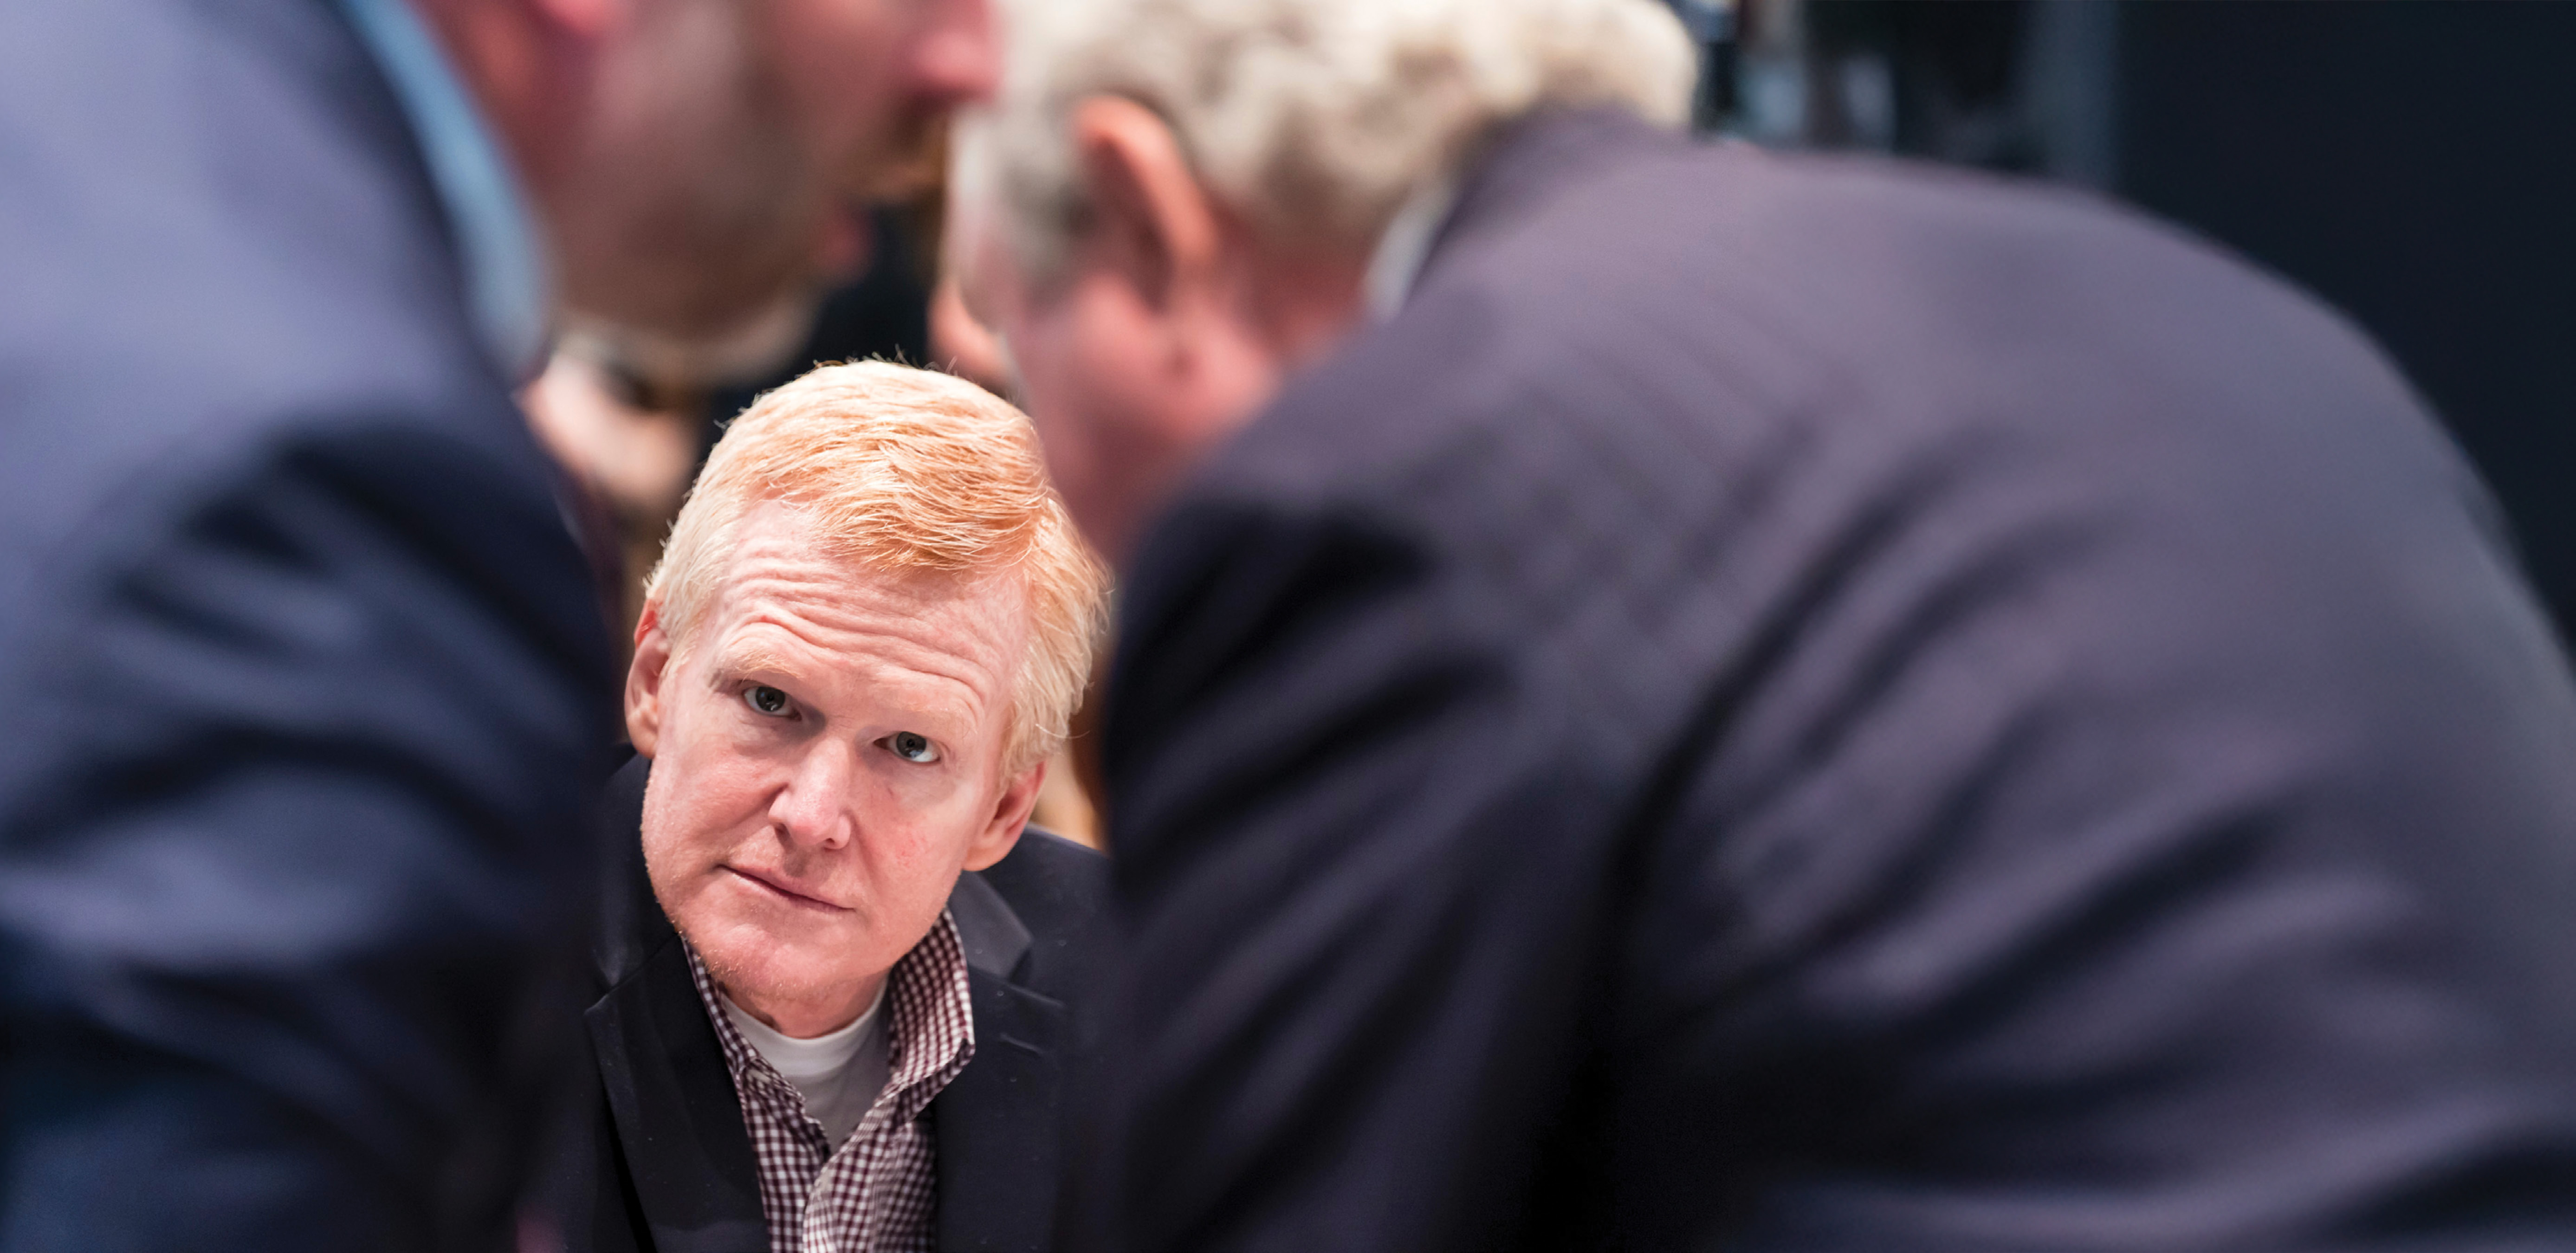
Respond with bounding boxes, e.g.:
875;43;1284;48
952;100;1365;563
953;205;1219;567
551;0;997;346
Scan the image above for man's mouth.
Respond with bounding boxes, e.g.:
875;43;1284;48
723;865;847;913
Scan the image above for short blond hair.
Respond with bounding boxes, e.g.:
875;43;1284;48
956;0;1696;283
647;361;1110;775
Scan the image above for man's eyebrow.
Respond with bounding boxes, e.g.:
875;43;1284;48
707;641;809;682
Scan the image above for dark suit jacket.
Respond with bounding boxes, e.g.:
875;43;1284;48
1093;109;2576;1252
554;756;1109;1253
0;1;614;1249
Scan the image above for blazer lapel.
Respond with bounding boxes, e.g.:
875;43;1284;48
932;871;1068;1253
587;931;772;1253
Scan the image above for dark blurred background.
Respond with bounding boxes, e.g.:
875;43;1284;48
1673;0;2576;644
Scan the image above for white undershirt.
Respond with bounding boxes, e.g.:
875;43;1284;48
717;983;892;1146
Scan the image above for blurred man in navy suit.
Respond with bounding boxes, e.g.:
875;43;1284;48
952;0;2576;1248
0;0;995;1247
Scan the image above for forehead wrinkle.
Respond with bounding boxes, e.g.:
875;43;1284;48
708;548;1025;738
766;615;990;732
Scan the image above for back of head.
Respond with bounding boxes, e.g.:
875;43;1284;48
647;361;1108;774
958;0;1697;283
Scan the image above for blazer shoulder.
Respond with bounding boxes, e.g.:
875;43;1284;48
965;827;1109;998
977;827;1109;929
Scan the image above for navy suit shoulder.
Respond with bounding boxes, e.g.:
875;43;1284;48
0;2;614;1250
971;826;1112;988
1103;111;2576;1252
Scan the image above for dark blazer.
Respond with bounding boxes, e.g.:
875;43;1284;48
0;1;612;1250
555;756;1109;1253
1093;110;2576;1252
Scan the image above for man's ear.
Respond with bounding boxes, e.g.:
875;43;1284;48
1069;96;1220;316
625;601;673;757
962;756;1047;872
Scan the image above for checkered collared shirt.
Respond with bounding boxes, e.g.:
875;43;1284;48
686;912;977;1253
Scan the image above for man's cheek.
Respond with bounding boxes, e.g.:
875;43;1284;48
899;803;987;878
650;806;735;897
1008;329;1100;495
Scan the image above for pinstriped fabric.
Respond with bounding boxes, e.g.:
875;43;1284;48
686;912;976;1253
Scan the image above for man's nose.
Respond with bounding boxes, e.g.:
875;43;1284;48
769;742;858;851
910;0;1000;107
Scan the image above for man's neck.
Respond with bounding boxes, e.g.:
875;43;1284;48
720;969;891;1040
1233;235;1371;381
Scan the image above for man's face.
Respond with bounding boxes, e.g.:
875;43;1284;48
964;228;1184;563
951;97;1375;562
559;0;997;342
627;500;1036;1022
959;203;1292;564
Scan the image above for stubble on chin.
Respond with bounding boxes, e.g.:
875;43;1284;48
559;3;832;342
657;867;783;1000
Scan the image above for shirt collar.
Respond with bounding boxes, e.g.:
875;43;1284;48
718;981;888;1082
1362;175;1459;321
687;911;978;1128
335;0;553;379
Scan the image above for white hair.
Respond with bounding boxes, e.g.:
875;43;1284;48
956;0;1696;282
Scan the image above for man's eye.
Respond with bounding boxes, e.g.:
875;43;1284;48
886;731;939;763
743;685;790;716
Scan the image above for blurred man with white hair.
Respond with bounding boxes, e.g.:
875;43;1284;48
951;0;2576;1249
0;0;996;1247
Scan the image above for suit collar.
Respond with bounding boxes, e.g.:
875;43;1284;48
933;969;1069;1252
949;865;1034;979
1418;106;1683;296
936;859;1063;1251
588;931;772;1253
1363;175;1461;319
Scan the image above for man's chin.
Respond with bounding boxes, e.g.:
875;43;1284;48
695;931;845;999
559;287;826;392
